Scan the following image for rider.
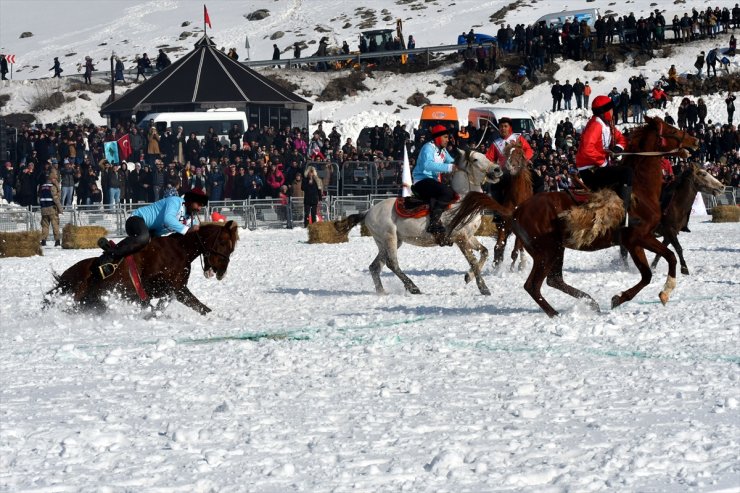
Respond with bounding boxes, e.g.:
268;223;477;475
484;116;542;202
96;188;209;278
412;124;456;243
575;95;632;223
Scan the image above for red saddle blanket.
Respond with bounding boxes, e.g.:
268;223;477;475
394;194;460;218
566;189;591;205
105;240;148;301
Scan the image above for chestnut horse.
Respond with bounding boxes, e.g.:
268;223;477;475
448;117;699;317
46;221;240;315
491;141;532;270
621;163;724;275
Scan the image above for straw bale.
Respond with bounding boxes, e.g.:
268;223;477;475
475;216;498;236
308;221;349;244
62;224;108;249
0;231;43;257
711;205;740;223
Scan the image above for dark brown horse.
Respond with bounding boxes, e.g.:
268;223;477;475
448;117;699;317
492;141;532;269
621;163;724;275
46;221;240;315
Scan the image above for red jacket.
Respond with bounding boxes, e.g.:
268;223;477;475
485;134;534;166
575;116;627;170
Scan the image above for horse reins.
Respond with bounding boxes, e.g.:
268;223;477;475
612;125;689;157
192;212;231;274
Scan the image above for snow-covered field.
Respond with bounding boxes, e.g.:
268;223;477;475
1;0;740;490
1;218;739;492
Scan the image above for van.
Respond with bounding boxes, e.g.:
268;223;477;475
535;8;600;30
467;107;535;139
419;104;460;138
137;109;248;143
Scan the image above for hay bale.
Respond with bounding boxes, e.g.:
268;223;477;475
360;223;371;237
711;205;740;223
62;224;108;249
0;231;44;257
308;221;349;244
475;216;498;236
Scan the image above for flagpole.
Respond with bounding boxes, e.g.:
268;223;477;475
204;4;206;35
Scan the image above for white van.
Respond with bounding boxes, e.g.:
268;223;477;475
137;109;248;143
467;107;535;137
536;8;600;30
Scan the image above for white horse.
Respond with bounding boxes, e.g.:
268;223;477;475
334;149;504;295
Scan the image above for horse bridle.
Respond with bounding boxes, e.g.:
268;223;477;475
461;149;499;188
615;122;689;157
193;215;231;274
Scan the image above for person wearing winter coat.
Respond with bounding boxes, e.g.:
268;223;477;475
114;57;125;82
38;169;63;247
155;49;171;71
135;54;151;81
694;51;705;77
561;80;574;110
725;93;736;125
207;164;225;201
1;161;16;203
685;100;699;131
551;81;563;111
301;165;323;226
272;44;281;68
50;57;63;78
0;54;8;80
572;78;585;109
697;98;708;128
706;48;718;77
83;56;94;85
266;163;285;198
146;127;160;165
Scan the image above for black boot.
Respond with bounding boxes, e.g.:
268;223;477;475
95;237;119;279
40;240;47;246
54;239;60;247
426;200;446;235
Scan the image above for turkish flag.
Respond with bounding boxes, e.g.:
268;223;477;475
117;134;132;161
204;5;212;28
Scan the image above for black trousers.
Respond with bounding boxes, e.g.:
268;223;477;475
411;178;455;208
579;165;633;192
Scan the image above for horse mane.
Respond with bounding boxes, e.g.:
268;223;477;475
624;119;657;153
199;221;240;241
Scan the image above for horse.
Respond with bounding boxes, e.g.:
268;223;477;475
448;117;700;317
490;140;533;270
46;221;240;315
333;149;504;295
620;163;724;275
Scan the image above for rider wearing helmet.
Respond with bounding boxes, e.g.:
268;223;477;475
412;124;457;244
96;188;209;278
576;95;632;223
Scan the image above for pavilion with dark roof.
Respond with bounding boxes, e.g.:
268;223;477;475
100;35;312;129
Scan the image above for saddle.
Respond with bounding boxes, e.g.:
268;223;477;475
394;193;460;218
564;188;592;205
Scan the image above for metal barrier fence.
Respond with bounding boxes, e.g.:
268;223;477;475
3;186;734;237
339;160;403;196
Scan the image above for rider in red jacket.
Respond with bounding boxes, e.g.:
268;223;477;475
576;95;633;223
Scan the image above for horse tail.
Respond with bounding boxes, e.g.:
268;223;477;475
447;192;513;233
333;211;367;236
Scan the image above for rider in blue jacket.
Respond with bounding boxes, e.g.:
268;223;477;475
412;124;456;243
95;188;209;278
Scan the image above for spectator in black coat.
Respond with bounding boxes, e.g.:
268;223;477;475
572;78;585;109
301;165;323;226
50;57;62;78
551;81;563;111
562;80;573;110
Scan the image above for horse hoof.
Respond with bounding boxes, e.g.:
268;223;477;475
590;302;601;313
408;287;421;295
659;291;670;305
611;295;622;309
464;273;472;284
681;267;689;276
480;287;491;296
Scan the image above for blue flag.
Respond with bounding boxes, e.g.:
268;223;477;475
104;141;119;164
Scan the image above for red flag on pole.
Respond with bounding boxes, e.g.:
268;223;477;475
117;134;132;161
204;5;212;29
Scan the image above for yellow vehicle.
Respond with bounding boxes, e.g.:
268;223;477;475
419;103;460;137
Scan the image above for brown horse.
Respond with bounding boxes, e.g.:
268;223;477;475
448;117;699;317
621;163;724;275
492;141;532;270
46;221;240;315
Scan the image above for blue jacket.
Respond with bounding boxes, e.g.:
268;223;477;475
131;196;199;236
413;141;454;183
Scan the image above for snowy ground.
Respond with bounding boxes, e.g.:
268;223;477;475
1;218;739;492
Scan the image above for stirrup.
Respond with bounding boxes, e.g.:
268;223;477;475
98;262;118;280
